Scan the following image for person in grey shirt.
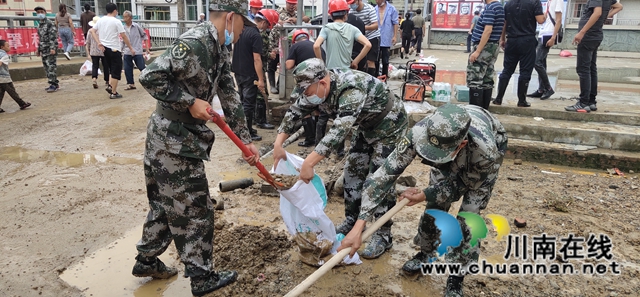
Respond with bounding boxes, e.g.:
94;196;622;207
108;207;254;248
122;10;149;90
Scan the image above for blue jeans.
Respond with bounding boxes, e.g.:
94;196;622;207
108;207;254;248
124;54;146;85
58;27;74;53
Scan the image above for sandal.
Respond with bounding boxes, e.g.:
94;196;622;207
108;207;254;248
19;102;31;110
124;85;136;90
93;81;98;89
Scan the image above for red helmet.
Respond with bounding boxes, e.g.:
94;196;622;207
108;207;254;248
328;0;349;15
250;0;263;8
257;9;279;29
286;0;297;4
346;0;356;4
292;29;310;44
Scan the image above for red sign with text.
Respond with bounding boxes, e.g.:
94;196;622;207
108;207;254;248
432;0;484;30
0;28;151;54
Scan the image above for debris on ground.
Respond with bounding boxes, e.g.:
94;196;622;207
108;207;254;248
272;174;300;189
293;231;334;267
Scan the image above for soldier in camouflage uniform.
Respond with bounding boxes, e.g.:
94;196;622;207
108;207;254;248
133;2;259;296
466;0;504;109
34;7;60;93
273;58;408;259
266;0;298;94
338;104;507;297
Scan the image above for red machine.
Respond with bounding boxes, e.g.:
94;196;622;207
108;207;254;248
401;61;436;102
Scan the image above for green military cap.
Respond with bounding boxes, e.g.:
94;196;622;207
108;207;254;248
209;0;256;27
290;58;327;101
411;103;470;164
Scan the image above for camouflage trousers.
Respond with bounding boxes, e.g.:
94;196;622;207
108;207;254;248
466;43;500;89
41;54;59;87
343;98;408;231
136;136;215;278
414;156;505;275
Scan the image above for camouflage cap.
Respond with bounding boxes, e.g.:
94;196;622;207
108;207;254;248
209;0;256;27
290;58;328;100
411;104;471;164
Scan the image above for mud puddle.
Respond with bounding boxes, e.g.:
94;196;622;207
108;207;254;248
0;146;141;167
60;226;186;297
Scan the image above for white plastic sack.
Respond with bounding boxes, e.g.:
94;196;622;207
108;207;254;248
210;95;225;118
274;152;361;266
79;60;102;76
79;60;92;76
418;55;438;64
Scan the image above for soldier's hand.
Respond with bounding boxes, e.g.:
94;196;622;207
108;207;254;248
337;228;363;258
299;163;314;184
273;145;287;170
243;143;260;166
188;98;213;121
269;51;276;60
399;187;426;206
469;51;480;63
50;49;56;55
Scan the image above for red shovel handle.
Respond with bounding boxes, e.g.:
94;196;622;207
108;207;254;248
207;108;278;187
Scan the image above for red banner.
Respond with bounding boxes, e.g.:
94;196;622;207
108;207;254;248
432;1;485;30
0;28;150;54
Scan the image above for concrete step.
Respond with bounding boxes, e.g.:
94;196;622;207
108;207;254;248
426;100;640;126
497;114;640;152
506;139;640;172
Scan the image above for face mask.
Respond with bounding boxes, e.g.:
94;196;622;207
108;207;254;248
350;3;358;10
37;13;46;19
306;83;327;105
224;14;235;46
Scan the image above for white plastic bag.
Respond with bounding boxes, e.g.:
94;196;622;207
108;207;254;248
274;152;361;266
210;95;225;119
79;60;92;76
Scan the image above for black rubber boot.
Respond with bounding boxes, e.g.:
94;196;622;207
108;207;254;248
255;104;275;129
468;88;483;108
268;72;278;94
444;275;465;297
492;78;509;105
246;116;262;141
517;80;531;107
298;117;316;147
482;88;493;109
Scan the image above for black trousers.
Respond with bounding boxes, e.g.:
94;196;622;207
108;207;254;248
533;40;552;91
402;34;412;54
576;39;601;105
235;74;258;124
466;33;472;52
499;36;537;84
378;47;390;77
91;56;110;82
0;82;26;107
414;29;423;53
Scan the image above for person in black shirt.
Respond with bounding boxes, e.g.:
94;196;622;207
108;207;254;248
232;24;268;141
399;12;414;59
492;0;545;107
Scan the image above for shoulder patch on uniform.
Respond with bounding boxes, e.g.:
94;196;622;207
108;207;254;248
397;136;411;154
171;41;191;60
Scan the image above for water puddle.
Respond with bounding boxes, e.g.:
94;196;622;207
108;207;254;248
0;146;141;167
60;226;190;297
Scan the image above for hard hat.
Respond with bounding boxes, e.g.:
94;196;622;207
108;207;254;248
257;9;279;29
292;29;310;43
286;0;297;4
328;0;349;15
250;0;263;8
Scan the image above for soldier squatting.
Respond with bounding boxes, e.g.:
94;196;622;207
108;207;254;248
130;0;508;296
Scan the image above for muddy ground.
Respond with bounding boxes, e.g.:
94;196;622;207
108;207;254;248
0;75;639;297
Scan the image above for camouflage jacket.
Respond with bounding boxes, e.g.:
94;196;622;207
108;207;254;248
260;29;271;71
268;7;297;52
358;105;508;220
277;69;401;157
139;22;251;160
37;18;58;55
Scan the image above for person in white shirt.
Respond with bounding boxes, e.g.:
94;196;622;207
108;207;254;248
527;0;563;100
89;3;135;99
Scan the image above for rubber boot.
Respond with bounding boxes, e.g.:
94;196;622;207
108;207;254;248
482;88;493;109
492;78;509;105
315;114;328;145
298;117;316;147
268;72;278;94
517;80;531;107
246;116;262;141
444;275;465;297
468;88;483;108
255;104;275;129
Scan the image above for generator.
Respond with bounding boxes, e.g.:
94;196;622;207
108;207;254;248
401;61;437;103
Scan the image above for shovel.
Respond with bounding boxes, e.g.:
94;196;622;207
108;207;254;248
284;198;410;297
208;108;285;190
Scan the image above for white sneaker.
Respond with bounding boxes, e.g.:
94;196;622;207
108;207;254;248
64;52;71;60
